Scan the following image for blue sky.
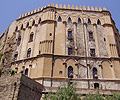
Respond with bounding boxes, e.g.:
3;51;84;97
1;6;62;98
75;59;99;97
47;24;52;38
0;0;120;35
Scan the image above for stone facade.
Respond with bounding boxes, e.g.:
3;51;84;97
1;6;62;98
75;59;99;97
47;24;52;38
0;74;43;100
0;4;120;95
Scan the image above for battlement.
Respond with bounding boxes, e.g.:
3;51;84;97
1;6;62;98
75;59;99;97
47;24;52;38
18;4;108;19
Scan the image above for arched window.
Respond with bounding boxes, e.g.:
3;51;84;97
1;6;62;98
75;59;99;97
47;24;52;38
94;83;99;89
93;68;98;78
38;18;41;24
87;18;91;24
97;19;101;25
68;66;73;78
26;22;29;28
29;33;34;42
14;53;18;61
78;18;81;23
25;68;29;76
58;16;62;22
17;36;21;46
32;20;35;26
27;48;31;58
68;17;72;23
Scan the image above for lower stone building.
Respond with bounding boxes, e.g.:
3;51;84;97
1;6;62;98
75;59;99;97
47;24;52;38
0;4;120;96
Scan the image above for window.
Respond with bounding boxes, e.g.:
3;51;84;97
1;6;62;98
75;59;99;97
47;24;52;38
27;48;31;58
17;36;21;46
68;17;72;23
26;22;29;28
104;38;106;41
32;20;35;26
15;26;18;31
49;33;52;36
78;18;81;23
29;33;33;42
87;18;91;24
14;54;18;61
94;83;99;89
39;50;41;54
25;68;29;76
59;71;62;75
68;31;72;38
58;16;62;22
97;19;101;25
68;66;73;78
93;68;98;78
38;18;41;24
90;49;95;57
89;32;93;39
21;24;23;30
68;48;72;55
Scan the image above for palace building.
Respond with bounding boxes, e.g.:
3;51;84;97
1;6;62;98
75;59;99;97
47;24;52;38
1;4;120;94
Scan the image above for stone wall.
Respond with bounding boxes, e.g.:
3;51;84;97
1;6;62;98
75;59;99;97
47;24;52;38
0;74;43;100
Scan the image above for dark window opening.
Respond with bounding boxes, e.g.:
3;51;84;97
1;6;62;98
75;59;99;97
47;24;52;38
58;16;62;22
104;38;106;41
26;23;29;28
39;50;41;54
27;48;31;58
94;83;99;89
59;71;62;74
49;33;52;36
97;19;101;25
88;18;91;24
21;24;23;30
93;68;98;78
68;17;72;23
32;20;35;26
39;18;41;24
2;59;4;64
89;32;93;39
20;70;23;74
68;48;72;55
29;34;33;42
14;54;18;61
68;66;73;78
17;36;21;46
90;49;95;57
25;68;29;76
68;31;72;38
78;18;81;23
15;26;18;31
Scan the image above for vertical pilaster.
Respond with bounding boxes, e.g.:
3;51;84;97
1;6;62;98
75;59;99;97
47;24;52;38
73;22;77;55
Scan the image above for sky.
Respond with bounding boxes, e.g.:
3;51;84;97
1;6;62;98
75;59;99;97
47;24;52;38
0;0;120;35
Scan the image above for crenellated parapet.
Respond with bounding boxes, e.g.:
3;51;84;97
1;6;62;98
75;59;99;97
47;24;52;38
18;4;108;19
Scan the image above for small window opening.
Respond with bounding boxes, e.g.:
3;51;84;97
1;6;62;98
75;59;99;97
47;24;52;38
29;33;33;42
68;17;72;23
2;59;4;64
88;18;91;24
58;16;62;22
78;18;81;23
59;71;62;75
94;83;99;89
14;54;18;61
97;19;101;25
104;38;106;41
25;68;29;76
68;31;72;38
93;68;98;78
68;48;72;55
68;66;73;78
90;49;95;57
89;32;93;39
15;26;18;31
17;36;21;46
21;24;23;30
27;48;31;58
39;18;41;24
49;33;52;36
32;20;35;26
26;23;29;28
39;50;41;54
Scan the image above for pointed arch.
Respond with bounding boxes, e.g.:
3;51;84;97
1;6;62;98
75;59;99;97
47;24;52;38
78;18;81;23
58;16;62;22
97;19;101;25
87;18;91;24
68;17;72;23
